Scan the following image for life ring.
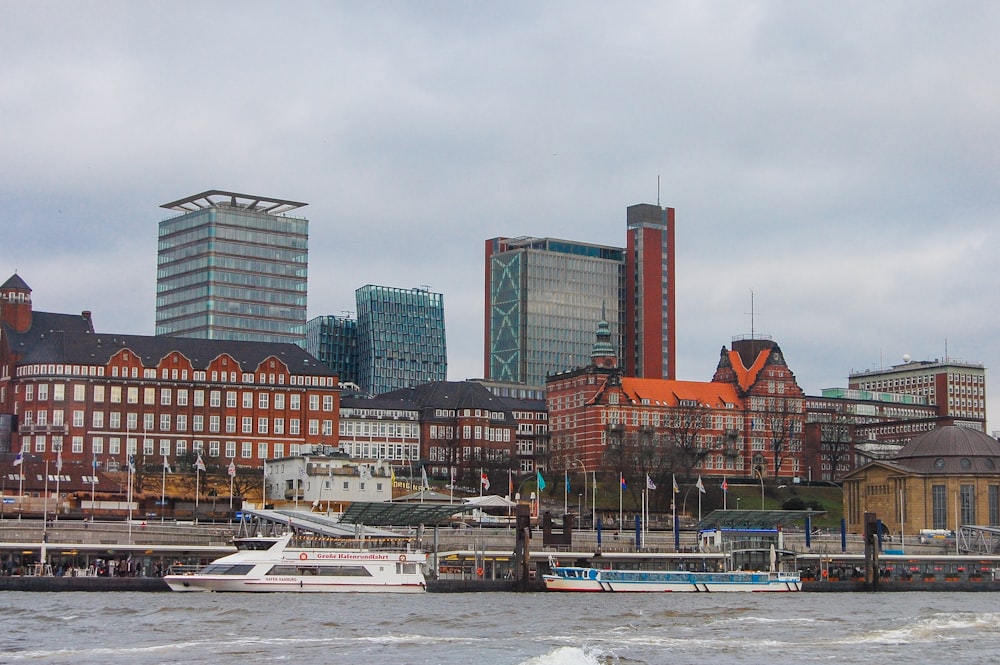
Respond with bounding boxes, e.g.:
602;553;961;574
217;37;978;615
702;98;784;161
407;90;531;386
821;569;828;578
399;554;407;562
299;552;308;560
477;567;484;577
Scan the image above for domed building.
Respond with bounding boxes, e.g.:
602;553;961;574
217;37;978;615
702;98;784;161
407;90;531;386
842;426;1000;536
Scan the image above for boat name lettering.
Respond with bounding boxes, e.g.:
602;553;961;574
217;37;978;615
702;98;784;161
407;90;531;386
313;552;392;560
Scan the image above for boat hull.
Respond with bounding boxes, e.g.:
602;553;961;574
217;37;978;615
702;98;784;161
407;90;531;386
164;575;426;593
543;567;801;592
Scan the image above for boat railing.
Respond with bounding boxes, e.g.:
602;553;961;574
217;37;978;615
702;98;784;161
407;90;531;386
290;535;419;552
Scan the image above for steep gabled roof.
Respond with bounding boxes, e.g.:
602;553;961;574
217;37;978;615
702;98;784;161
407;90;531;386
379;381;516;421
1;273;31;291
620;377;743;408
729;347;771;392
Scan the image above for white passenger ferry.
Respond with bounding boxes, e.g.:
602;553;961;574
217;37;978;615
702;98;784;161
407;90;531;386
165;532;427;593
543;556;801;592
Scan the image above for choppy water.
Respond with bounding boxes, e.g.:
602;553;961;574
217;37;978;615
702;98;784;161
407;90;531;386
1;591;998;664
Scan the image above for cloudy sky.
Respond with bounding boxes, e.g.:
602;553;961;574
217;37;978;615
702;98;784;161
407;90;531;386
2;2;998;428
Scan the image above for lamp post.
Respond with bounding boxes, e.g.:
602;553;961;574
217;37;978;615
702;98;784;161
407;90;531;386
755;468;765;510
569;459;586;526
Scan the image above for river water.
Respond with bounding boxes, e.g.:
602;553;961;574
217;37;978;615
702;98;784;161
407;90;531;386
1;591;998;665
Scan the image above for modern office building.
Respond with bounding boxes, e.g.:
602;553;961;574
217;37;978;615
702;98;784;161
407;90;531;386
484;202;676;389
848;357;986;427
305;315;359;387
484;236;625;387
625;203;676;380
156;190;309;346
355;285;447;396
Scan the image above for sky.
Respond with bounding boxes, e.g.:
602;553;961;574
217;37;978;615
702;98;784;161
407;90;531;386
2;2;998;429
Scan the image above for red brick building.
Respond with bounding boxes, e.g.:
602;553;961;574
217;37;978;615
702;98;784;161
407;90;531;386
546;317;806;488
0;274;339;475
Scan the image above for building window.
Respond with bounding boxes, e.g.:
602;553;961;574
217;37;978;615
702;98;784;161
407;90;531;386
990;486;999;527
160;414;171;431
932;485;947;530
177;389;188;406
242;417;253;434
73;385;86;401
961;484;976;525
226;416;237;433
161;389;172;406
242;442;252;459
259;393;269;409
226;441;236;459
242;392;253;409
209;440;220;457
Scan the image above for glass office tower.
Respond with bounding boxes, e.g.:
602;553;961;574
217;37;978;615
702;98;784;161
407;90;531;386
156;190;308;345
485;237;625;387
355;285;447;396
305;314;359;387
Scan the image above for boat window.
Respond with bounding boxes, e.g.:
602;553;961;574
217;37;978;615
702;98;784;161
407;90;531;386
397;563;417;575
200;564;255;576
319;566;372;577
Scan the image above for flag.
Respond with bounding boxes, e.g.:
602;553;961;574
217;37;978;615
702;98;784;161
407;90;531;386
481;471;490;491
721;478;729;492
56;450;63;473
696;476;706;494
565;470;570;494
620;473;627;490
163;456;172;474
421;466;429;490
646;474;657;491
508;470;514;497
391;468;396;484
13;449;23;467
263;461;270;477
128;454;136;473
536;469;546;491
93;458;98;470
195;453;206;472
672;474;679;493
228;461;236;477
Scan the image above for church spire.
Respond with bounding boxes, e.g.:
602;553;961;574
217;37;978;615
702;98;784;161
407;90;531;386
590;304;617;369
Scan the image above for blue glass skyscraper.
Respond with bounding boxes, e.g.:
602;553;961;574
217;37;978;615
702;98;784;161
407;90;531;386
355;285;447;395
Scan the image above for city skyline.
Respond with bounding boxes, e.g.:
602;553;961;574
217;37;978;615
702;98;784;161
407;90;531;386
2;4;997;430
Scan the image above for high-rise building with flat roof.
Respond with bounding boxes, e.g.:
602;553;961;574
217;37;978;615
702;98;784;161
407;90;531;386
485;236;624;387
156;190;309;345
626;203;676;380
305;314;359;387
355;285;447;395
484;202;676;388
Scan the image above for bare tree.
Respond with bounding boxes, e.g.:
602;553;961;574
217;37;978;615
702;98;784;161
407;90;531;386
766;396;803;480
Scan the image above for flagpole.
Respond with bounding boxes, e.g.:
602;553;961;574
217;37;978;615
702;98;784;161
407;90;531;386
54;447;61;522
17;447;24;521
127;456;133;544
262;460;267;509
161;455;167;525
618;474;623;535
563;469;568;516
591;471;595;528
91;456;97;521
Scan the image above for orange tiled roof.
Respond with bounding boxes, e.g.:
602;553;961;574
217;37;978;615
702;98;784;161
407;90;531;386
620;377;743;408
729;347;771;392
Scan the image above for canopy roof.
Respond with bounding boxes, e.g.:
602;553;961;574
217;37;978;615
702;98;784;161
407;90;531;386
339;501;477;526
694;509;823;531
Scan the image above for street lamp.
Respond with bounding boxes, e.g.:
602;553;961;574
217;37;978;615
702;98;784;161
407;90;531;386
737;497;741;510
755;467;765;510
569;459;586;525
